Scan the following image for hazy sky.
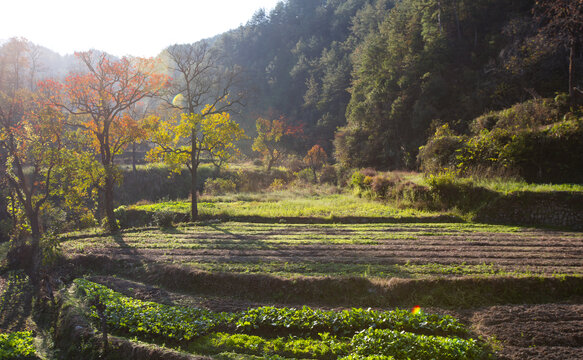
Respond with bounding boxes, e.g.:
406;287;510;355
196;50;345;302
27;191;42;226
1;0;282;57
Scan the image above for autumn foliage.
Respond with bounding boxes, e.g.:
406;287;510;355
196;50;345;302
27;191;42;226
40;51;168;231
303;144;328;181
252;116;303;171
146;104;245;219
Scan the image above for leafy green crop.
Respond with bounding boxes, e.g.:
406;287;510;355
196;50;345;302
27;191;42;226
74;280;488;359
193;332;350;359
340;356;396;360
0;331;36;359
348;328;487;360
74;279;229;341
234;306;468;338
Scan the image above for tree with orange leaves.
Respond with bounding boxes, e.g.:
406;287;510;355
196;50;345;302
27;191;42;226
40;51;167;231
303;144;327;182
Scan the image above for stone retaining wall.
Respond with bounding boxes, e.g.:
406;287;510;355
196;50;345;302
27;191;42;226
476;191;583;230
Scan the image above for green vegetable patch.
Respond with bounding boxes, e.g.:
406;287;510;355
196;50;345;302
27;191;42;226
0;331;36;359
73;279;492;359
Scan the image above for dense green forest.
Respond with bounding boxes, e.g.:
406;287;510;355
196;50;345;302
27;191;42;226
211;0;580;170
2;0;580;174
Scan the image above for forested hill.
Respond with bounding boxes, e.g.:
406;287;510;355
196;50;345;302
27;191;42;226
211;0;577;169
3;0;577;170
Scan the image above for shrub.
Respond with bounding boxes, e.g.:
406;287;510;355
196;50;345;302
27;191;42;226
205;178;237;196
284;156;306;173
470;98;560;134
360;168;377;178
235;168;290;192
40;232;62;267
269;178;286;191
319;165;338;185
153;210;176;228
425;172;498;211
370;175;395;199
417;124;466;174
419;97;583;183
393;182;434;208
115;164;215;205
295;168;316;183
350;170;366;189
78;212;98;230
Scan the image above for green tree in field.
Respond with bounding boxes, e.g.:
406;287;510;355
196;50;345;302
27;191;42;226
146;104;244;220
0;88;67;286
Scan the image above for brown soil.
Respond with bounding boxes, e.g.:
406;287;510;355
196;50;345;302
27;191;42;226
60;224;583;359
63;225;583;276
469;304;583;360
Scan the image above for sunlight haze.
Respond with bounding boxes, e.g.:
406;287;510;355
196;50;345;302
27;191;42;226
1;0;281;57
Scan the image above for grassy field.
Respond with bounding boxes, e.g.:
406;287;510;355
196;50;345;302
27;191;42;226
125;191;448;220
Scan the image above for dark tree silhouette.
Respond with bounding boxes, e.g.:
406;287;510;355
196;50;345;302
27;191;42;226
535;0;583;100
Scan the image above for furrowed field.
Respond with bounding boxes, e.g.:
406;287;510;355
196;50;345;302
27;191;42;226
26;188;578;360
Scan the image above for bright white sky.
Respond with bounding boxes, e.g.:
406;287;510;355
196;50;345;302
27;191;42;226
1;0;281;57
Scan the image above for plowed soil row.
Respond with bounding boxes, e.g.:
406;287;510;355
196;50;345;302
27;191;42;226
62;222;583;276
61;222;583;359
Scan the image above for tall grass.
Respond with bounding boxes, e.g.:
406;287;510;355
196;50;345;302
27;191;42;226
128;191;444;220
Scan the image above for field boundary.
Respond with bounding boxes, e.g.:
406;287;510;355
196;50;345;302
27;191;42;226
68;255;583;308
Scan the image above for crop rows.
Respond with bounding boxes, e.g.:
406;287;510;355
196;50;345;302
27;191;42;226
74;279;488;359
63;222;583;278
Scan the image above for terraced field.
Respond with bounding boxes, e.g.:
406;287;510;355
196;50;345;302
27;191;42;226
62;222;583;278
56;220;583;359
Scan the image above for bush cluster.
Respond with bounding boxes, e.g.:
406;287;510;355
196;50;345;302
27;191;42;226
204;178;237;195
418;97;583;183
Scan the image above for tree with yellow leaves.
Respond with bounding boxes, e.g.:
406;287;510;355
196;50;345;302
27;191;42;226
146;104;244;220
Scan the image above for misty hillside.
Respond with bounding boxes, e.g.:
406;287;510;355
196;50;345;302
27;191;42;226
2;0;580;171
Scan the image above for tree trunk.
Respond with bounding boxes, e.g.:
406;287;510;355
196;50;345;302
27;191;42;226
132;142;137;173
104;172;118;232
191;130;198;221
437;0;442;35
28;211;42;295
569;42;575;101
267;154;275;172
454;0;462;41
191;164;198;221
